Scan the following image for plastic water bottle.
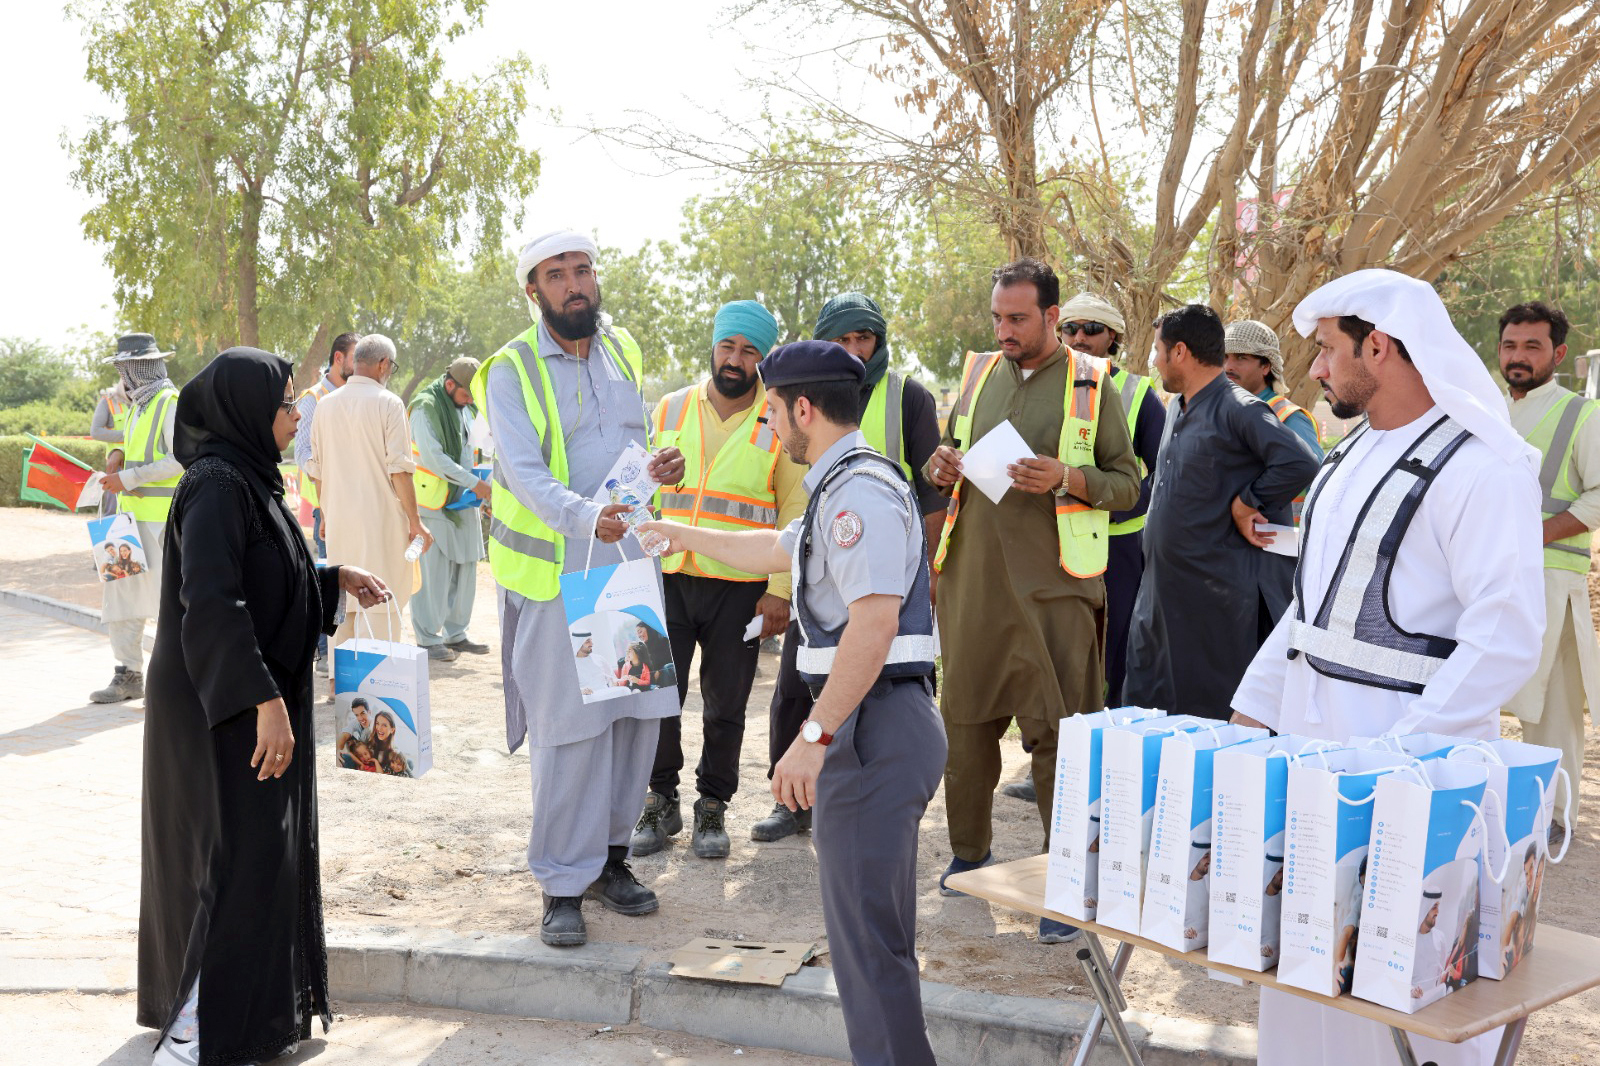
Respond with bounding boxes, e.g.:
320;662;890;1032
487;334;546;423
404;535;425;562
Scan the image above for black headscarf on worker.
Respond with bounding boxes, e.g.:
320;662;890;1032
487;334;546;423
174;347;316;659
813;292;890;388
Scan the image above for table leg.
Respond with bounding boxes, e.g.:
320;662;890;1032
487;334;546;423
1387;1027;1443;1066
1075;943;1145;1066
1071;937;1135;1066
1492;1018;1527;1066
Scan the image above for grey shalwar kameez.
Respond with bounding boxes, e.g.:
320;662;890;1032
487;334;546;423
105;396;179;670
779;430;947;1066
1124;374;1320;717
408;404;484;647
485;319;676;897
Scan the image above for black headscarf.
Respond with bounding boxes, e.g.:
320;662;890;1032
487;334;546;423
175;346;294;497
175;347;318;667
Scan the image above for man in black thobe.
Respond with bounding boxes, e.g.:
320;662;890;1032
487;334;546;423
1124;305;1320;718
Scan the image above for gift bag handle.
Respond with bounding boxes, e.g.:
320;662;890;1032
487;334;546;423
1534;771;1574;864
1444;740;1506;766
1460;798;1512;885
1391;760;1434;789
353;599;400;644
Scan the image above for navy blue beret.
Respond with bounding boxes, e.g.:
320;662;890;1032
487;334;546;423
757;340;866;388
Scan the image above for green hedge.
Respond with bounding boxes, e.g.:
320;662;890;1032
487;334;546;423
0;400;97;436
0;435;114;509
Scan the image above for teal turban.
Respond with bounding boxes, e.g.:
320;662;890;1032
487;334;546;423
713;300;779;356
813;292;889;387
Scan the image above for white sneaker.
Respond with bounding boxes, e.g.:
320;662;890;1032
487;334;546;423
152;1036;201;1066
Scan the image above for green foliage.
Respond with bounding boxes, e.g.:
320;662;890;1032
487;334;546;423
892;208;1010;385
71;0;541;369
0;338;74;408
362;255;531;402
0;402;96;437
0;436;114;509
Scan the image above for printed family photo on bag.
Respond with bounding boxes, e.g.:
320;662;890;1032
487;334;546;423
334;693;421;778
88;513;148;582
560;556;676;706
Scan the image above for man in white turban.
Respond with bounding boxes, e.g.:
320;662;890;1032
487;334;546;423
1231;268;1544;1066
472;228;686;948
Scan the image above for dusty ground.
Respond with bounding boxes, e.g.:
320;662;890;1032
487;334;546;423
7;505;1600;1062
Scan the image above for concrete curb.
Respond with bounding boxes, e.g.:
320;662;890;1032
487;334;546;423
0;588;155;650
0;930;1257;1064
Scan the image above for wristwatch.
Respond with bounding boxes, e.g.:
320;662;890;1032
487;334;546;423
801;720;834;746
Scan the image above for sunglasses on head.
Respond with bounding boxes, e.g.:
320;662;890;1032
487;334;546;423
1061;321;1109;337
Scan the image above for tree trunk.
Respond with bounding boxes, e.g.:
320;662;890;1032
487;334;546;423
236;181;264;349
297;314;335;391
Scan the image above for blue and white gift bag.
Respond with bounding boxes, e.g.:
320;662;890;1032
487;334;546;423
333;608;432;778
1277;748;1415;996
1140;723;1267;951
1044;707;1164;923
1353;760;1491;1013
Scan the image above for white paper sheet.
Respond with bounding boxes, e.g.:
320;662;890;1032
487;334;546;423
960;420;1034;504
1255;523;1299;557
76;472;105;510
743;615;764;642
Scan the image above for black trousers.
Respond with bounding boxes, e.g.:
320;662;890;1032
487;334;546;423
767;619;814;775
651;573;766;802
1104;529;1144;707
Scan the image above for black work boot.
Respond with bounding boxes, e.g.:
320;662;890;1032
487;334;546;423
629;790;681;856
586;850;659;916
691;797;732;858
1000;772;1037;803
750;801;812;843
540;894;586;947
90;666;144;704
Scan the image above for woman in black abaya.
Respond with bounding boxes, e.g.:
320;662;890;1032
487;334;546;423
138;347;389;1066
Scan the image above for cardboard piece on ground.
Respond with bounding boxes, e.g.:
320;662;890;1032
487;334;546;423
669;938;818;986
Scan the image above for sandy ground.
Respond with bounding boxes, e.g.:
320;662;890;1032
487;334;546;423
0;992;821;1065
7;505;1600;1062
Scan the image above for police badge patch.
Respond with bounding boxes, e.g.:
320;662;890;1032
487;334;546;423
831;510;863;548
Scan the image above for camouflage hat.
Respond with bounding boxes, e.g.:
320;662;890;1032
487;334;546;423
1225;319;1285;382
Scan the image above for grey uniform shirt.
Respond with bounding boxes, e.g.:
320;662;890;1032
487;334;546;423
778;431;920;630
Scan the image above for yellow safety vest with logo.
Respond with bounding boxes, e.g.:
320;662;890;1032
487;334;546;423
1106;366;1153;535
859;371;913;480
412;440;478;511
653;384;783;581
1266;392;1312;526
1527;389;1598;573
470;322;644;602
296;377;336;508
935;350;1110;578
120;387;182;523
108;394;131;436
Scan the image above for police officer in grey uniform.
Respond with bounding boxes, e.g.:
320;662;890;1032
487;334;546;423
644;340;947;1066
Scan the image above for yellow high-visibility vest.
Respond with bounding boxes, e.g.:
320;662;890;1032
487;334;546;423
1266;392;1312;526
859;371;913;480
1527;389;1598;573
1107;366;1153;536
935;350;1109;579
471;323;644;601
120;388;181;523
653;384;783;581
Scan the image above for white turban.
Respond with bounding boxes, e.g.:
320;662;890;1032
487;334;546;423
515;229;599;287
1059;292;1126;334
1292;269;1535;471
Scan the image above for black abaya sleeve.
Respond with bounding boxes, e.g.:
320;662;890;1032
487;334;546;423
176;474;282;725
317;565;342;634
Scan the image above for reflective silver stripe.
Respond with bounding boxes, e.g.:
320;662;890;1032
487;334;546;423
955;355;992;419
1550;542;1590;556
883;371;903;469
489;517;558;562
124;484;176;498
699;496;778;526
659;491;697;512
1316;420;1459;642
794;634;938;675
134;393;172;462
752;418;778;451
1117;371;1141;413
506;342;555;466
1287;620;1445;687
661;389;692;432
1539;394;1587;514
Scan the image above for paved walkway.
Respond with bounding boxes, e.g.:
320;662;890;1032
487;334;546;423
0;605;143;940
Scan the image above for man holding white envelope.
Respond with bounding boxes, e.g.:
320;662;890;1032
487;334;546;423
925;257;1139;941
1231;269;1545;1066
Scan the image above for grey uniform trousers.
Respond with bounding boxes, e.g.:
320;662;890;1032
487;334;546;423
814;676;947;1066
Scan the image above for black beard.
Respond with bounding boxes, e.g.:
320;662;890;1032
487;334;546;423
538;284;604;341
1505;364;1553;391
712;367;756;398
1328;397;1366;419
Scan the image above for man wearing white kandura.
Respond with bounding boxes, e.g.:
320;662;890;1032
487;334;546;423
1231;268;1545;1066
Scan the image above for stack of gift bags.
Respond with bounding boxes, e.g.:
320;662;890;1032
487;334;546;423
1045;710;1570;1013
